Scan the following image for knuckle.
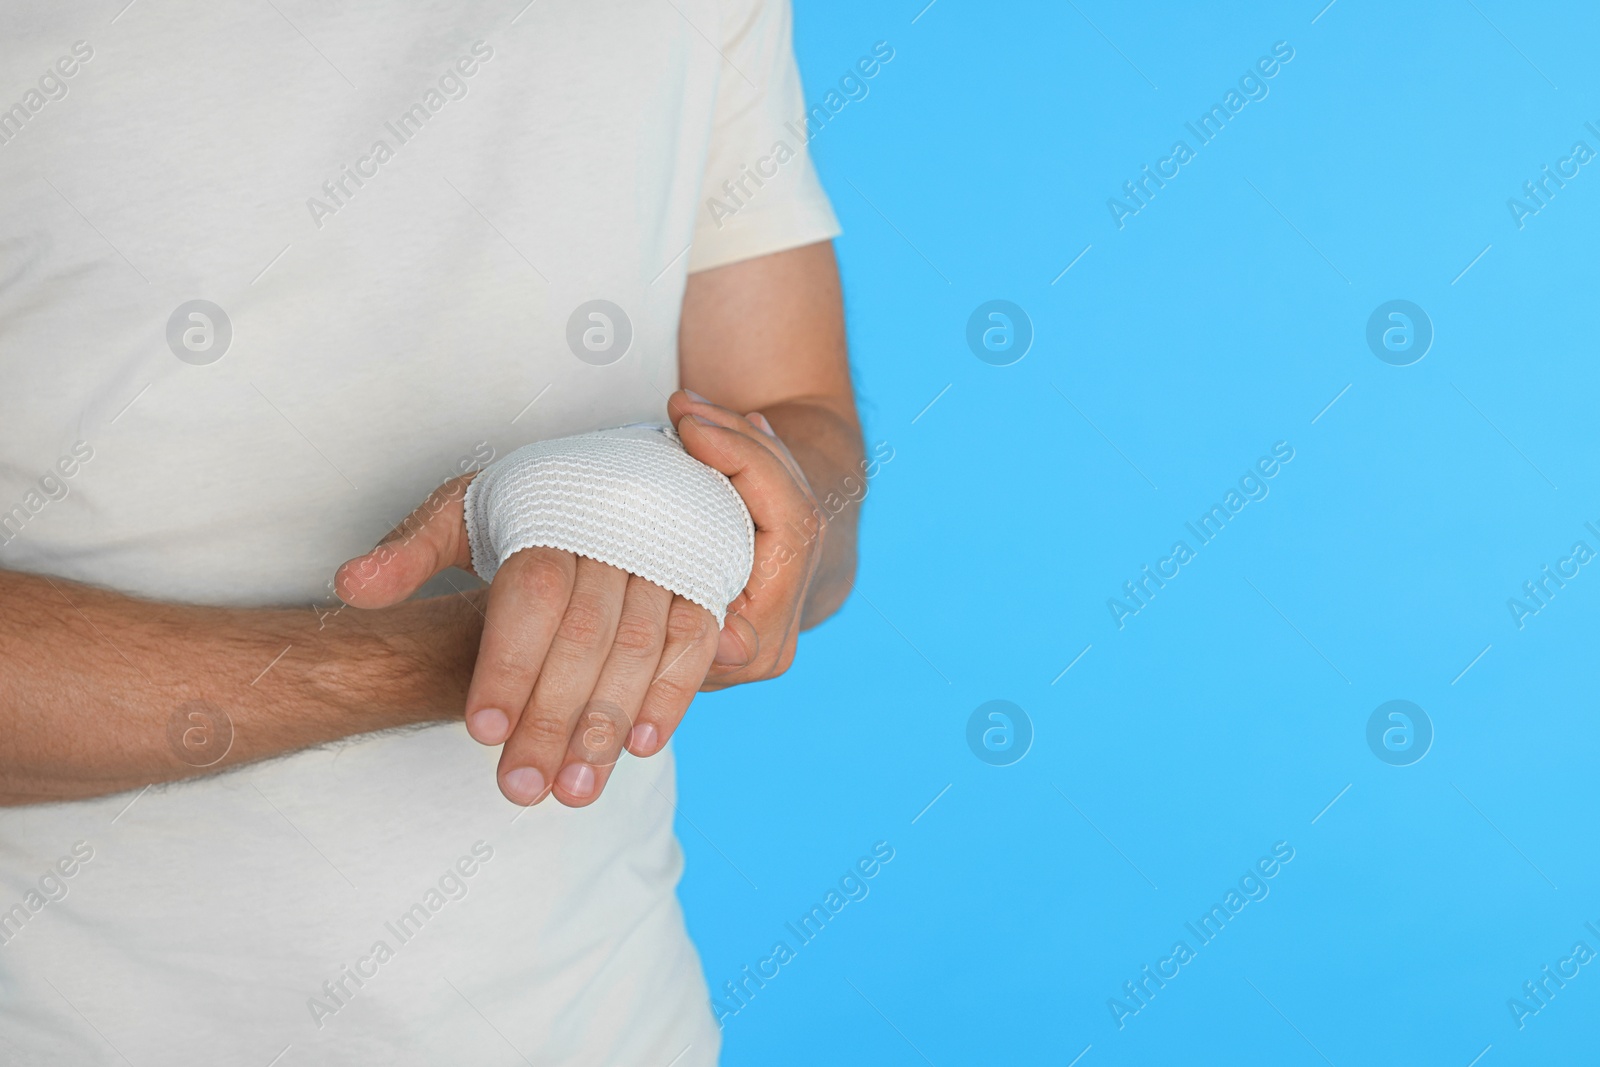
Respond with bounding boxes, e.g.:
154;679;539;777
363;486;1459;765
510;552;573;603
651;643;708;698
610;611;664;658
642;680;693;721
488;649;532;682
557;597;609;646
650;656;693;695
517;712;572;750
666;603;713;646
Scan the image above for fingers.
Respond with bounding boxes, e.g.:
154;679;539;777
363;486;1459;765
675;410;816;536
549;575;673;806
669;390;809;489
334;476;474;609
497;556;629;805
462;547;576;750
670;389;822;690
627;596;720;757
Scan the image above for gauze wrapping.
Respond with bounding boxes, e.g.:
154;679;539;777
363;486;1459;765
464;424;754;625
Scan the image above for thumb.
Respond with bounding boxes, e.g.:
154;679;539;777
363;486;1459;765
334;477;474;609
713;610;758;668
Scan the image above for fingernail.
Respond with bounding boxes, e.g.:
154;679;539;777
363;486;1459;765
557;762;596;798
503;766;546;803
629;723;658;754
683;389;709;402
689;414;717;427
467;707;509;744
714;624;746;666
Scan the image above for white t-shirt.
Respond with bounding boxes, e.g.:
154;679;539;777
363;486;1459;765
0;2;838;1063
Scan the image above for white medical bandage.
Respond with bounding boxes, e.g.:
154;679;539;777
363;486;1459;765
464;424;754;625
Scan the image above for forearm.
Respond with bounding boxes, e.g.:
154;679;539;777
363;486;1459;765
761;397;864;628
0;568;482;805
677;241;863;630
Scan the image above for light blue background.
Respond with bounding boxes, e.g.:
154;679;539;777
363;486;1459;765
674;1;1600;1064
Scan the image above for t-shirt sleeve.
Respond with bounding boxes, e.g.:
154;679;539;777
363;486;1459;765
686;0;840;273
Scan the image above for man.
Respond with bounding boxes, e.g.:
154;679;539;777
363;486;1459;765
0;2;860;1063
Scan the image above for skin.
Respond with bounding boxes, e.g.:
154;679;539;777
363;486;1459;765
0;240;862;808
336;240;863;807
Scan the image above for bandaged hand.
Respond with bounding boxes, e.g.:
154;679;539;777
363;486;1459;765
334;409;755;807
